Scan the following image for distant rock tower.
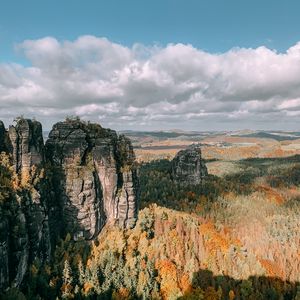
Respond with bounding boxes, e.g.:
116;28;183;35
171;146;208;185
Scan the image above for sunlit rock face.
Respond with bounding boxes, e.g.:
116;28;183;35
171;146;208;185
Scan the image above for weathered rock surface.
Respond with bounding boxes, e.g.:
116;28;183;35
46;119;138;239
171;146;208;185
8;118;44;174
0;119;51;289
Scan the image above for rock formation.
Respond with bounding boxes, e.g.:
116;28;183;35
0;121;6;152
171;145;208;185
46;119;138;239
8;118;44;174
0;119;50;289
0;117;139;290
0;120;10;153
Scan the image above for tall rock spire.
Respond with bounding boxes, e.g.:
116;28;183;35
45;118;139;239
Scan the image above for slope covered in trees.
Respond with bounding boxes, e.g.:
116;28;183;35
1;124;300;299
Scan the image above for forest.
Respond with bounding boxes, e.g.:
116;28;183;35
1;152;300;299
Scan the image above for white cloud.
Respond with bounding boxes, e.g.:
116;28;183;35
1;36;300;130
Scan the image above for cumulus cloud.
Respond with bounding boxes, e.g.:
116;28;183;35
1;35;300;130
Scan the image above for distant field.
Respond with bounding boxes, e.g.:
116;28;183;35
124;130;300;162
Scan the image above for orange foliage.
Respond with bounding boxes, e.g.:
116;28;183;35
155;259;181;299
112;287;131;299
83;282;93;294
179;273;192;294
199;222;231;254
259;259;285;278
257;185;284;205
61;283;74;298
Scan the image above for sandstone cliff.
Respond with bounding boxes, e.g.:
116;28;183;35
0;120;10;153
0;119;50;289
46;119;138;239
8;118;44;174
171;145;208;185
0;117;139;290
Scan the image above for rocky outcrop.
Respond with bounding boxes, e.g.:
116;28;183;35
46;119;138;239
0;121;6;152
8;118;44;174
0;121;10;153
171;146;208;185
0;117;139;290
0;119;51;289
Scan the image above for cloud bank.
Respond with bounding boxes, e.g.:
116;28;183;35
1;35;300;130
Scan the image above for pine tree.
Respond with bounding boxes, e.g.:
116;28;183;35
78;260;85;286
90;261;101;294
61;259;74;299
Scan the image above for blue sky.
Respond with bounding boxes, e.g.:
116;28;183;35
1;0;300;61
1;1;300;130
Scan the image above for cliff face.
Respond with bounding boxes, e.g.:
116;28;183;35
0;121;6;152
0;119;50;289
46;120;138;239
8;118;44;174
0;118;139;289
0;120;10;153
171;146;208;185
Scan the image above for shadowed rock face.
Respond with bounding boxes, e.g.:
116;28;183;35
46;119;139;239
8;118;44;174
0;121;7;152
0;119;50;289
171;146;208;185
0;208;9;289
0;121;11;153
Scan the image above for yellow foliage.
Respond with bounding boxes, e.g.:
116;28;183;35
20;169;32;188
49;276;59;288
30;264;38;276
229;289;235;300
204;286;221;300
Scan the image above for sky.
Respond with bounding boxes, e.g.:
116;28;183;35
1;0;300;131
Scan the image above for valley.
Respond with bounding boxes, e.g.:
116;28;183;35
0;121;299;299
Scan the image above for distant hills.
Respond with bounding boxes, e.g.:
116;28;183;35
119;129;300;142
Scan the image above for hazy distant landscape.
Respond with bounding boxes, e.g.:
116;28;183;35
124;130;300;163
